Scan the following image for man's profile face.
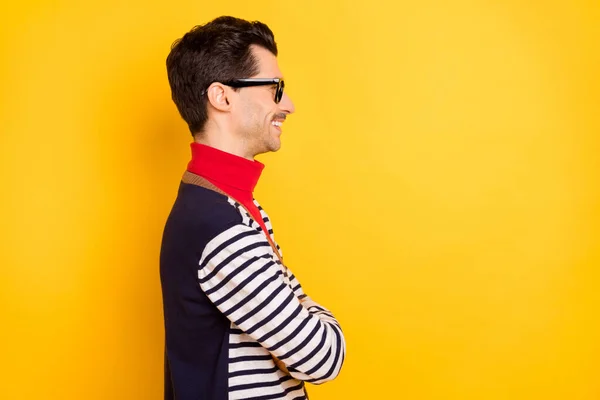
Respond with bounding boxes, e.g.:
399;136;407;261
231;45;295;156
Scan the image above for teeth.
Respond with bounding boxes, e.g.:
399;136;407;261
272;121;283;127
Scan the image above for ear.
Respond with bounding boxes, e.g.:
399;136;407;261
206;83;232;111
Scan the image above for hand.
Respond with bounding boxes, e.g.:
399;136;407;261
272;355;290;374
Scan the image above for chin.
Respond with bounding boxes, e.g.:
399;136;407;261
264;137;281;153
254;142;280;156
270;141;282;152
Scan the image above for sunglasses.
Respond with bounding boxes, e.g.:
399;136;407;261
203;78;285;104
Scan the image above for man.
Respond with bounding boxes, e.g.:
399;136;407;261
160;16;346;400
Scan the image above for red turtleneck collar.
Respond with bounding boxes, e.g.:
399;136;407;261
187;143;264;204
186;142;268;234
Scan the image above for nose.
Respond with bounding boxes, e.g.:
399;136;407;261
279;92;295;115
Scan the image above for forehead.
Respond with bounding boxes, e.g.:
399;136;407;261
250;45;282;78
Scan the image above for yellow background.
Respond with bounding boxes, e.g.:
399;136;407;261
1;1;599;399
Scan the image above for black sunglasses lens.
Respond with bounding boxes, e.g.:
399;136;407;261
275;81;284;103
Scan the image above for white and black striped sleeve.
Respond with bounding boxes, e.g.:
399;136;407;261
198;223;346;384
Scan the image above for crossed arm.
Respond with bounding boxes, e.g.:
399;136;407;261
198;223;346;383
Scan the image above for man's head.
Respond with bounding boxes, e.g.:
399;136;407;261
166;16;295;158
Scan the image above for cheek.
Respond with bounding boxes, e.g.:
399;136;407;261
238;97;275;129
235;104;260;129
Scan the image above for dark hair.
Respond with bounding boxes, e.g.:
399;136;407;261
166;16;278;135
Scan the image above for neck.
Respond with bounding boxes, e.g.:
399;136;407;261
194;122;255;161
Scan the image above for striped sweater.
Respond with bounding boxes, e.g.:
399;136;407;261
160;169;346;399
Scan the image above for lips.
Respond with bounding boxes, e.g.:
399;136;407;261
271;113;286;130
